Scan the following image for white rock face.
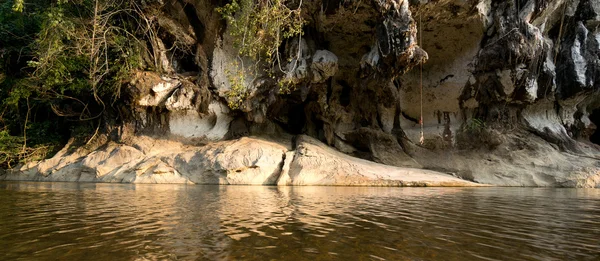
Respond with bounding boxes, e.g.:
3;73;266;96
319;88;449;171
498;69;515;96
360;45;380;68
283;47;338;84
571;23;589;86
81;144;145;178
276;151;296;186
477;0;493;28
129;158;191;184
175;137;288;185
0;137;289;185
590;1;600;20
138;78;181;107
285;136;481;186
310;50;339;83
524;77;539;102
518;0;536;21
522;101;569;138
210;46;232;94
210;39;256;96
284;58;309;84
543;55;557;91
377;104;396;133
131;71;228;141
280;38;311;84
165;84;195;111
169;102;232;140
3;134;598;187
0;136;486;187
399;0;484;144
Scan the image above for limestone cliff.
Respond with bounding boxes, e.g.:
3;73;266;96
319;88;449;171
3;0;600;187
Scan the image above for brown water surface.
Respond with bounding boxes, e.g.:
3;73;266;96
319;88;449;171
1;182;599;260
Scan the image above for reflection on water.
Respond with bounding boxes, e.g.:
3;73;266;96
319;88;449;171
1;182;599;260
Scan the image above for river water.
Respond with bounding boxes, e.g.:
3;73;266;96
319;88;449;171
1;182;599;260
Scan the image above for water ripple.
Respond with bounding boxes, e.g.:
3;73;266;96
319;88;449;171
1;183;600;260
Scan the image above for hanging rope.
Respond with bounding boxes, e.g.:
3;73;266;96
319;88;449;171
554;2;568;65
419;11;424;145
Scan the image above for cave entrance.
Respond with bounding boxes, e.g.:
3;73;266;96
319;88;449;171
182;3;204;44
590;108;600;145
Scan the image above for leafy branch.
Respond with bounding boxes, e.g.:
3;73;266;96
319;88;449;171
216;0;306;108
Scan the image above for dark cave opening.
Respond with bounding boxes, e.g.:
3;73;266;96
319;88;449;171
267;96;307;135
182;2;205;44
590;109;600;145
286;103;307;135
175;51;198;73
338;80;352;107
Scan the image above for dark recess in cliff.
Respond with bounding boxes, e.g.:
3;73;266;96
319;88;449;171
590;109;600;145
181;1;205;44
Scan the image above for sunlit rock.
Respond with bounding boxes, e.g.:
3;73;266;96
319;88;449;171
286;135;480;186
174;137;287;185
169;102;232;140
310;50;339;83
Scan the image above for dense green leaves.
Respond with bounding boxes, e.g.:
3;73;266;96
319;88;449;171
217;0;305;60
217;0;306;108
0;0;149;167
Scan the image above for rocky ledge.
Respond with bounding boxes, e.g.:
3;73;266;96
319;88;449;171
2;0;600;188
0;135;483;187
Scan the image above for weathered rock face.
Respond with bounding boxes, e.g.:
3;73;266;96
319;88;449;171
4;0;599;187
405;0;600;186
2;132;598;187
278;136;480;186
456;0;600;145
310;50;339;83
0;135;485;187
126;71;231;140
400;0;485;143
115;0;432;167
174;138;288;185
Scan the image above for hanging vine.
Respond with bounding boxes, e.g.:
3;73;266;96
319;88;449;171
217;0;305;108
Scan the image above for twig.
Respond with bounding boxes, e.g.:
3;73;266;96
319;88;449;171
86;121;101;145
22;97;30;153
484;28;519;48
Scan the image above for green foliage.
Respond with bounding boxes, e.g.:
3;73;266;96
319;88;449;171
1;0;146;107
0;129;24;168
0;0;150;168
28;4;85;94
466;118;486;132
0;0;44;71
224;61;249;109
27;0;144;100
217;0;305;108
12;0;24;12
26;121;62;145
0;127;59;169
217;0;305;60
456;118;503;150
277;77;295;94
3;80;32;107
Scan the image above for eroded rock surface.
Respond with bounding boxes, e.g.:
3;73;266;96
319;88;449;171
3;0;600;188
279;136;481;186
0;136;484;187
